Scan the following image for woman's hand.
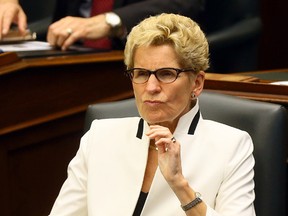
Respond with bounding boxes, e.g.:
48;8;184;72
0;2;27;38
47;14;111;50
146;125;207;215
146;125;185;185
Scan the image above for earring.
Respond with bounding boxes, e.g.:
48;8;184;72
191;92;196;99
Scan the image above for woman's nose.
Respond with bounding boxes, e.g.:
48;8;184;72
145;74;161;92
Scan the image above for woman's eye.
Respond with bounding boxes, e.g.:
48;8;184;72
159;70;175;77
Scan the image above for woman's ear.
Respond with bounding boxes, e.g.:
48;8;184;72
193;71;205;97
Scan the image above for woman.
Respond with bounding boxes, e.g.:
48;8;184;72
49;13;255;216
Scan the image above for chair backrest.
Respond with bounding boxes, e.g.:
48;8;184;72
84;91;287;216
84;98;139;132
199;91;287;216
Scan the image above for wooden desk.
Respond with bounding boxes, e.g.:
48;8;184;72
205;69;288;107
1;51;287;216
0;51;133;216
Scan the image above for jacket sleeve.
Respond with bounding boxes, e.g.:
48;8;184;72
49;132;90;216
206;131;256;216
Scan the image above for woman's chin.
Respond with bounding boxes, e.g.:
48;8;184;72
143;115;166;125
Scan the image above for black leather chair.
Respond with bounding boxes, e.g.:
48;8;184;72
195;0;262;73
84;91;287;216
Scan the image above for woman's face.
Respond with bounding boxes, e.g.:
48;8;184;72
132;45;204;129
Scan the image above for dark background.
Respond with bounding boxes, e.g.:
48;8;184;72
258;0;288;70
20;0;288;71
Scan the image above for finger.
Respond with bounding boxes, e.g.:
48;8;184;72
147;125;170;136
47;26;57;46
61;30;80;51
1;11;14;35
155;139;168;153
48;17;76;48
171;136;176;143
156;136;178;152
47;26;67;47
155;137;171;152
47;20;67;46
147;130;172;141
17;10;27;35
157;144;167;154
55;28;73;48
0;16;3;38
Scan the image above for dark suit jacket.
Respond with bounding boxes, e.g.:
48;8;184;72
52;0;205;48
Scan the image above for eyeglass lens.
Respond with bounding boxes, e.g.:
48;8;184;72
131;68;179;83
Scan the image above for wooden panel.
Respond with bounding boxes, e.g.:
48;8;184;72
205;70;288;107
0;51;133;216
0;51;130;135
2;113;83;216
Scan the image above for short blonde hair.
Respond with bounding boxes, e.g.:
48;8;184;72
124;13;209;72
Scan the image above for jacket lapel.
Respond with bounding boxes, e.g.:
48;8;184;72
97;118;150;215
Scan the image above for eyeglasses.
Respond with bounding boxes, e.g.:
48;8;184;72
125;67;195;84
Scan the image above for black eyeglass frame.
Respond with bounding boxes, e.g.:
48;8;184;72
125;67;196;84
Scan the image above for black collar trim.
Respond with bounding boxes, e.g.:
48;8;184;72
188;110;200;135
136;110;200;139
136;118;144;139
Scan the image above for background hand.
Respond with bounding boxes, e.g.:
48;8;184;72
47;14;110;50
0;2;27;39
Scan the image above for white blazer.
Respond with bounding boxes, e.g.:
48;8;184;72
49;102;255;216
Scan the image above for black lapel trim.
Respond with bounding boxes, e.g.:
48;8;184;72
136;118;144;139
136;111;199;138
188;110;200;135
